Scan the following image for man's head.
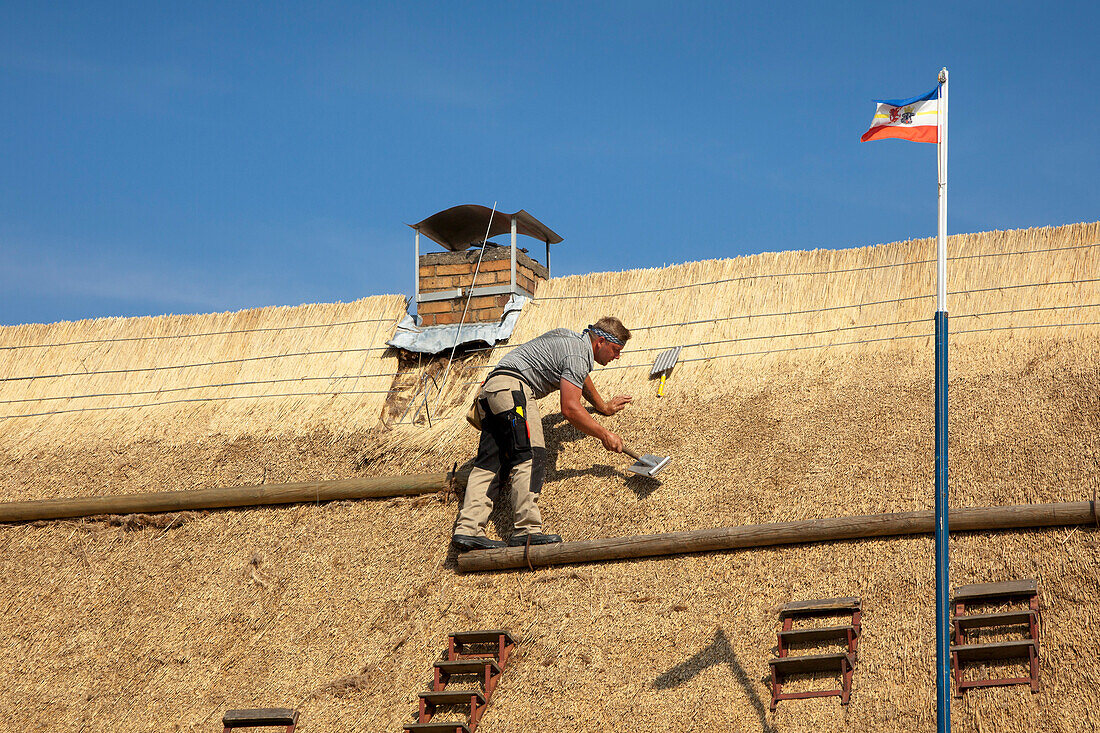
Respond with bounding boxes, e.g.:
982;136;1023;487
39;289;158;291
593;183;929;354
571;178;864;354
587;316;631;366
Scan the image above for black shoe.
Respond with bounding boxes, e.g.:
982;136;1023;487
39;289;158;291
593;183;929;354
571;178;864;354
451;534;507;552
507;533;563;547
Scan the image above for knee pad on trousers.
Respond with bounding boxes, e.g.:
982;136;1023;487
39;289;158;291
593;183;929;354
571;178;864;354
530;446;548;494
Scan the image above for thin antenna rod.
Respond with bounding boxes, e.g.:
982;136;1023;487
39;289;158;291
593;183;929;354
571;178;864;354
433;201;498;414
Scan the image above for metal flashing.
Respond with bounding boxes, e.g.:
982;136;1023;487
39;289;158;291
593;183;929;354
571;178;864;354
388;295;530;354
417;285;534;303
410;205;562;251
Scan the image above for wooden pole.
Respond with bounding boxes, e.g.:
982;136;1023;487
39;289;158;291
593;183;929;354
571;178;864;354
458;501;1099;573
0;470;470;523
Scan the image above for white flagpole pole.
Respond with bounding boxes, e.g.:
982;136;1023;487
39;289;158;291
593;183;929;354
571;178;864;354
938;68;948;310
934;65;950;733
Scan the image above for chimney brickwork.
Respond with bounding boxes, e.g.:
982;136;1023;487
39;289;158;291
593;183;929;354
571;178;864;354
417;246;548;327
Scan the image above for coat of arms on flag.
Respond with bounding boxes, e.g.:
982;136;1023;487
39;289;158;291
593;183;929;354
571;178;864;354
861;87;939;143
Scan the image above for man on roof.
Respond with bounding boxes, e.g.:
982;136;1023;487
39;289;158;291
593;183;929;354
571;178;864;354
452;316;633;552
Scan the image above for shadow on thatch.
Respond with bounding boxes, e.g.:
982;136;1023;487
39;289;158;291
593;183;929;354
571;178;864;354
654;628;775;733
624;473;663;499
444;415;640;542
542;412;588;456
543;412;649;488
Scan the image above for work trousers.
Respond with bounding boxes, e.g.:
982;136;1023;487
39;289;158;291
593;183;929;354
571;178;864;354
455;374;547;537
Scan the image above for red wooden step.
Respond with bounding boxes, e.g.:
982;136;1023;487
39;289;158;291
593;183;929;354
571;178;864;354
448;630;515;646
778;624;858;645
222;708;297;732
403;723;471;733
951;640;1039;695
432;659;502;695
447;630;516;666
769;651;854;675
433;659;501;675
418;690;487;706
779;597;861;619
951;639;1036;662
952;610;1036;631
769;652;855;710
953;579;1037;603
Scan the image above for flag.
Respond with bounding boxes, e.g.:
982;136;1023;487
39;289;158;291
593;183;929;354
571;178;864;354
860;86;939;143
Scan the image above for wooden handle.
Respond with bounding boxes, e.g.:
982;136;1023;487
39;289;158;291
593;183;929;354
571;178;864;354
622;445;643;462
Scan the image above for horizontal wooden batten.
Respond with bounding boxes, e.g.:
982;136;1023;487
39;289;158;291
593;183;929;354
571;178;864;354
458;501;1100;572
0;471;471;523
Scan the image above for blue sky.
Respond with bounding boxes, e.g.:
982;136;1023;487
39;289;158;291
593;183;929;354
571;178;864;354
1;1;1096;326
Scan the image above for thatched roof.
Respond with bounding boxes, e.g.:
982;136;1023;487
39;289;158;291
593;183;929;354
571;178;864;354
1;222;1098;731
0;296;407;452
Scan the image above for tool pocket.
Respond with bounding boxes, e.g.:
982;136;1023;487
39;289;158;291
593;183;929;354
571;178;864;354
481;386;531;464
465;395;482;430
506;389;531;453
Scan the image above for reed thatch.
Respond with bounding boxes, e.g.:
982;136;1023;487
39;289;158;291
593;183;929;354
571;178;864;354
0;222;1098;732
381;221;1100;462
0;296;407;454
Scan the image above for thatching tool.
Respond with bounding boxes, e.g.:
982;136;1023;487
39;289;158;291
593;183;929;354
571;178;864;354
623;444;671;478
650;346;682;397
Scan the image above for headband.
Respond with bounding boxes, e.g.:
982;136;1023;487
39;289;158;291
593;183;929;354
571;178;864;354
584;325;625;346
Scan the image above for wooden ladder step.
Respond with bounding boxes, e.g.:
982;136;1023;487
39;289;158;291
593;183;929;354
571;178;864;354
952;640;1036;663
222;708;298;729
769;651;854;675
433;659;501;675
778;624;857;645
779;597;861;619
403;723;472;733
448;630;515;646
418;690;487;706
769;651;855;710
954;579;1037;603
409;630;515;732
447;629;516;669
952;610;1036;631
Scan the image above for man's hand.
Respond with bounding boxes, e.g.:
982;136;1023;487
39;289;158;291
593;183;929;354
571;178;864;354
602;394;633;415
562;379;626;454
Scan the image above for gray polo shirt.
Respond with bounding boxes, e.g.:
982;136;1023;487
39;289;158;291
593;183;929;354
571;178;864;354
496;328;594;399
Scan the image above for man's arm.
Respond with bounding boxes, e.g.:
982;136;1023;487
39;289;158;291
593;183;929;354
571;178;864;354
560;379;623;452
581;375;632;416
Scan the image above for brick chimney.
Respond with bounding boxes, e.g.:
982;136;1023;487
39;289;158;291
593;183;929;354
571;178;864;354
410;205;562;328
416;247;548;326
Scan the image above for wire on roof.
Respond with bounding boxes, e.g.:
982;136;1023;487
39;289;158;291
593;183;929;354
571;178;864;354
531;242;1100;301
2;277;1093;384
3;319;1094;421
0;315;404;351
0;389;407;421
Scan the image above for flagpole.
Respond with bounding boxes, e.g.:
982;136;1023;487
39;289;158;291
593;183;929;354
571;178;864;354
937;68;949;310
934;65;951;733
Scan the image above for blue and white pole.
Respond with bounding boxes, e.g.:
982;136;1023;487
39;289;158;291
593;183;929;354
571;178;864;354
934;66;951;733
